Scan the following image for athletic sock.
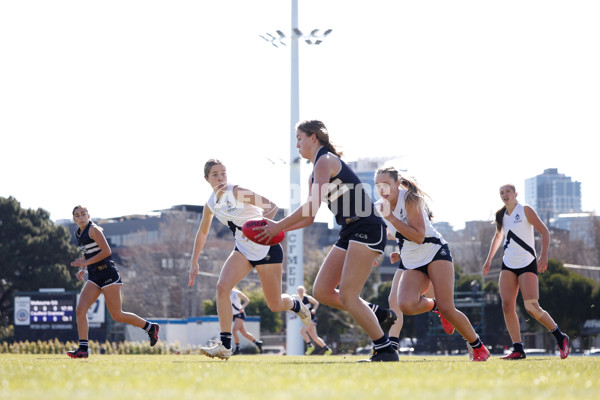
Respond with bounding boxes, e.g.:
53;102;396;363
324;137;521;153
430;298;438;312
513;342;524;353
143;321;151;332
79;340;89;352
291;299;301;313
235;343;240;351
373;335;393;353
220;332;232;349
550;326;566;344
389;337;400;351
469;336;483;349
368;303;386;322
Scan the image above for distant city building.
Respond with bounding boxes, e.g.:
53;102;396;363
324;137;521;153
550;212;599;247
525;168;581;223
346;157;393;202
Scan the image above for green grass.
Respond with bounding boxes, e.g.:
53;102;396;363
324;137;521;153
1;354;599;400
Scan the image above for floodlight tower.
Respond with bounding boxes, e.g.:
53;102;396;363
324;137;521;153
259;0;332;356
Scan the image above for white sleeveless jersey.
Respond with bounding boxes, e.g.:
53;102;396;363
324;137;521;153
206;184;269;261
230;289;243;313
376;189;446;269
502;203;536;269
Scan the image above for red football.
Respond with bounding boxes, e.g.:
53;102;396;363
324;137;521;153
241;219;285;245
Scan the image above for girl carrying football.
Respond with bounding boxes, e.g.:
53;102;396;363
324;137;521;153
255;120;399;362
187;159;311;360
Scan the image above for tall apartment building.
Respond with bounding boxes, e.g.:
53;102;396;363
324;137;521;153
524;168;582;223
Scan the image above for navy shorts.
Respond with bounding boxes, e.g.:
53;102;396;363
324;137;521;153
235;244;284;267
502;259;538;276
410;244;453;277
88;264;122;288
334;224;386;254
233;311;246;321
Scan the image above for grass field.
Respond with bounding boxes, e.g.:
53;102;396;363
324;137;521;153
1;354;599;400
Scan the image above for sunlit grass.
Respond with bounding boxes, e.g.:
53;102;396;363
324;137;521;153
1;354;598;400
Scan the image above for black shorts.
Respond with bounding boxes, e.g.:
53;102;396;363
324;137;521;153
233;311;246;321
88;264;122;288
235;244;284;267
502;259;538;276
334;224;386;254
409;244;453;277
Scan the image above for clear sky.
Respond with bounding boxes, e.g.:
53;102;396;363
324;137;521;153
1;1;599;230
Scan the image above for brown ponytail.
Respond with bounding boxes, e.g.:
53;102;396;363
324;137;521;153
296;120;343;158
495;206;506;232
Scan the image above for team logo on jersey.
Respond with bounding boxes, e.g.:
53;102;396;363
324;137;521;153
514;213;522;223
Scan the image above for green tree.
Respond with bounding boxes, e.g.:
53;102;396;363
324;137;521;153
537;259;600;338
0;197;81;334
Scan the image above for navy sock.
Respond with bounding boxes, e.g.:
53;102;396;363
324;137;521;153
368;303;386;322
220;332;232;349
550;326;566;343
143;321;151;332
291;299;301;313
513;342;524;353
389;337;400;351
79;340;89;352
469;337;482;349
373;335;392;352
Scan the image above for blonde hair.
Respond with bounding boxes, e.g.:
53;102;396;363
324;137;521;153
494;184;516;231
204;159;224;178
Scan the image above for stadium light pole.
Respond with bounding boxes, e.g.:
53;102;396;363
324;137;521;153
259;0;332;356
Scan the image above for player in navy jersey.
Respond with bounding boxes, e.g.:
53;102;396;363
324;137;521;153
68;206;159;358
255;120;398;362
483;184;569;360
375;167;490;361
187;159;311;360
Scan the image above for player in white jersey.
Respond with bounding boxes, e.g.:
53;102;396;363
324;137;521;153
230;288;263;354
375;167;490;361
483;184;570;360
188;159;311;360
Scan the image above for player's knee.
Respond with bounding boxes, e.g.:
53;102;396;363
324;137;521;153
501;299;516;313
524;299;544;319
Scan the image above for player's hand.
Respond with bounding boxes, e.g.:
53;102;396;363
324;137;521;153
76;269;86;281
71;258;86;268
188;262;199;287
254;219;281;243
377;198;392;219
390;252;401;264
537;255;548;273
483;261;491;276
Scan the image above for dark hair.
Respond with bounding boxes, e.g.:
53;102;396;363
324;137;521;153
72;205;88;215
375;166;433;220
204;159;224;178
494;184;516;231
296;120;343;158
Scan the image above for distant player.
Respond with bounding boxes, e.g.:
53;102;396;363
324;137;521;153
374;167;490;361
483;184;569;360
68;205;159;358
188;159;311;361
230;287;263;354
296;285;332;355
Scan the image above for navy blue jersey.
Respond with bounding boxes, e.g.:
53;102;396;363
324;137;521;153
302;296;313;312
75;221;115;272
312;147;385;234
